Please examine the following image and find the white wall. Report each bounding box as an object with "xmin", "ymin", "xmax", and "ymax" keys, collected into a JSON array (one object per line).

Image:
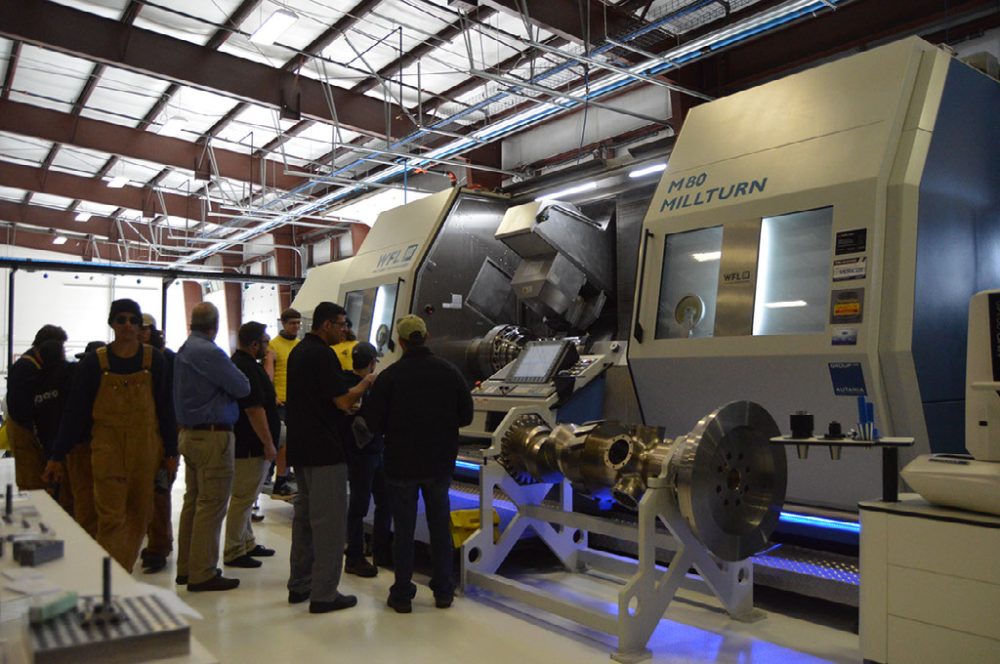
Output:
[
  {"xmin": 501, "ymin": 85, "xmax": 671, "ymax": 169},
  {"xmin": 242, "ymin": 282, "xmax": 282, "ymax": 340}
]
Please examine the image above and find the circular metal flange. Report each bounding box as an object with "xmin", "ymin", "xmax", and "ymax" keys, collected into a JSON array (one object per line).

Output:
[
  {"xmin": 498, "ymin": 413, "xmax": 554, "ymax": 484},
  {"xmin": 672, "ymin": 401, "xmax": 786, "ymax": 561}
]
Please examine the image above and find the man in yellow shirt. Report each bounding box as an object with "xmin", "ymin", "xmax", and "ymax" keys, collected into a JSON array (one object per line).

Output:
[
  {"xmin": 267, "ymin": 308, "xmax": 301, "ymax": 498},
  {"xmin": 330, "ymin": 318, "xmax": 358, "ymax": 369}
]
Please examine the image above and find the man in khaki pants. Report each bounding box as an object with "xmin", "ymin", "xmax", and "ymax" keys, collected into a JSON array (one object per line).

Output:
[
  {"xmin": 173, "ymin": 303, "xmax": 249, "ymax": 592},
  {"xmin": 223, "ymin": 322, "xmax": 278, "ymax": 569}
]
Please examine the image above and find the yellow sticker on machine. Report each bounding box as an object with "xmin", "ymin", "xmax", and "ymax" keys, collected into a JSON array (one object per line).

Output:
[{"xmin": 834, "ymin": 301, "xmax": 860, "ymax": 317}]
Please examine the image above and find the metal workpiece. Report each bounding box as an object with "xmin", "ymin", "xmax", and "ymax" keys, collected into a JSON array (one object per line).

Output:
[
  {"xmin": 672, "ymin": 401, "xmax": 785, "ymax": 561},
  {"xmin": 465, "ymin": 324, "xmax": 537, "ymax": 381},
  {"xmin": 497, "ymin": 400, "xmax": 787, "ymax": 561}
]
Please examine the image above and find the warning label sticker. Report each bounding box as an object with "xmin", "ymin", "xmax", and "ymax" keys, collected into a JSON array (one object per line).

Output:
[{"xmin": 830, "ymin": 288, "xmax": 864, "ymax": 325}]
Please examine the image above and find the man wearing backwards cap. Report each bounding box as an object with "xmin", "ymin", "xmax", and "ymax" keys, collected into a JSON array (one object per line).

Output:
[
  {"xmin": 45, "ymin": 299, "xmax": 178, "ymax": 572},
  {"xmin": 366, "ymin": 314, "xmax": 474, "ymax": 613}
]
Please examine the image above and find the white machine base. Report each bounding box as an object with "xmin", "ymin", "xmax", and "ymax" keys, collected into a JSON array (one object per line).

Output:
[
  {"xmin": 900, "ymin": 454, "xmax": 1000, "ymax": 516},
  {"xmin": 859, "ymin": 495, "xmax": 1000, "ymax": 663}
]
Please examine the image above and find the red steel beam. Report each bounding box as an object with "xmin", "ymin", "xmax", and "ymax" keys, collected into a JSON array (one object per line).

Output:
[
  {"xmin": 0, "ymin": 162, "xmax": 218, "ymax": 221},
  {"xmin": 0, "ymin": 0, "xmax": 417, "ymax": 140},
  {"xmin": 0, "ymin": 200, "xmax": 191, "ymax": 248},
  {"xmin": 0, "ymin": 99, "xmax": 309, "ymax": 191}
]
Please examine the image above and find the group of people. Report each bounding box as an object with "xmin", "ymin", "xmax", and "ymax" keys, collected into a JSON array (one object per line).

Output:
[{"xmin": 5, "ymin": 295, "xmax": 474, "ymax": 614}]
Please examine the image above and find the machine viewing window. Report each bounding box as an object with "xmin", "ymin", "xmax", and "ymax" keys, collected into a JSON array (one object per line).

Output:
[
  {"xmin": 752, "ymin": 207, "xmax": 834, "ymax": 336},
  {"xmin": 507, "ymin": 340, "xmax": 574, "ymax": 383},
  {"xmin": 655, "ymin": 226, "xmax": 723, "ymax": 339},
  {"xmin": 344, "ymin": 282, "xmax": 399, "ymax": 353},
  {"xmin": 370, "ymin": 282, "xmax": 398, "ymax": 351}
]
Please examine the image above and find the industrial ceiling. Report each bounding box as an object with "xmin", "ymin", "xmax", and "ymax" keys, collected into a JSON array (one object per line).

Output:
[{"xmin": 0, "ymin": 0, "xmax": 995, "ymax": 270}]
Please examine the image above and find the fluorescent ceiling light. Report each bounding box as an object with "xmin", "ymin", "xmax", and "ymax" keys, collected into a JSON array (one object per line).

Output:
[
  {"xmin": 692, "ymin": 251, "xmax": 721, "ymax": 262},
  {"xmin": 52, "ymin": 235, "xmax": 68, "ymax": 245},
  {"xmin": 249, "ymin": 8, "xmax": 297, "ymax": 45},
  {"xmin": 106, "ymin": 176, "xmax": 129, "ymax": 188},
  {"xmin": 157, "ymin": 115, "xmax": 188, "ymax": 137},
  {"xmin": 765, "ymin": 300, "xmax": 807, "ymax": 309},
  {"xmin": 74, "ymin": 212, "xmax": 92, "ymax": 222},
  {"xmin": 535, "ymin": 181, "xmax": 597, "ymax": 202},
  {"xmin": 629, "ymin": 163, "xmax": 667, "ymax": 178}
]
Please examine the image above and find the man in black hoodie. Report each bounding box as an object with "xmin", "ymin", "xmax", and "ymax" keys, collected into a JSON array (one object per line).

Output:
[{"xmin": 366, "ymin": 315, "xmax": 473, "ymax": 614}]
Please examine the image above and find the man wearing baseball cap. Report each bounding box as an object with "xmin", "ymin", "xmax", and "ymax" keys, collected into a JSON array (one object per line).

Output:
[
  {"xmin": 342, "ymin": 341, "xmax": 391, "ymax": 578},
  {"xmin": 366, "ymin": 314, "xmax": 473, "ymax": 613}
]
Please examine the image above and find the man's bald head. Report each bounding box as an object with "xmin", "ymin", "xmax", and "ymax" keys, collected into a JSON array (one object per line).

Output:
[{"xmin": 190, "ymin": 302, "xmax": 220, "ymax": 335}]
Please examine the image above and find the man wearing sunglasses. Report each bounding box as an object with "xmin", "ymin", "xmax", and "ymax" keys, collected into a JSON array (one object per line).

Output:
[{"xmin": 44, "ymin": 299, "xmax": 178, "ymax": 573}]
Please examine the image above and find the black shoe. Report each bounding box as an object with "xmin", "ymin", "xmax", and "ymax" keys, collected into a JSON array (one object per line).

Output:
[
  {"xmin": 188, "ymin": 573, "xmax": 240, "ymax": 592},
  {"xmin": 142, "ymin": 554, "xmax": 167, "ymax": 574},
  {"xmin": 288, "ymin": 590, "xmax": 310, "ymax": 604},
  {"xmin": 435, "ymin": 595, "xmax": 454, "ymax": 609},
  {"xmin": 309, "ymin": 595, "xmax": 357, "ymax": 614},
  {"xmin": 175, "ymin": 567, "xmax": 219, "ymax": 586},
  {"xmin": 224, "ymin": 554, "xmax": 262, "ymax": 568},
  {"xmin": 248, "ymin": 545, "xmax": 275, "ymax": 557},
  {"xmin": 271, "ymin": 481, "xmax": 296, "ymax": 501},
  {"xmin": 373, "ymin": 555, "xmax": 393, "ymax": 569},
  {"xmin": 251, "ymin": 513, "xmax": 265, "ymax": 523},
  {"xmin": 386, "ymin": 596, "xmax": 412, "ymax": 614},
  {"xmin": 344, "ymin": 559, "xmax": 378, "ymax": 578}
]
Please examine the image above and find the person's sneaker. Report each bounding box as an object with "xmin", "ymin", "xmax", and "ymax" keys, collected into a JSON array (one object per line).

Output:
[
  {"xmin": 434, "ymin": 595, "xmax": 454, "ymax": 609},
  {"xmin": 309, "ymin": 595, "xmax": 357, "ymax": 614},
  {"xmin": 288, "ymin": 590, "xmax": 310, "ymax": 604},
  {"xmin": 386, "ymin": 596, "xmax": 412, "ymax": 614},
  {"xmin": 251, "ymin": 512, "xmax": 265, "ymax": 523},
  {"xmin": 188, "ymin": 573, "xmax": 240, "ymax": 592},
  {"xmin": 224, "ymin": 554, "xmax": 262, "ymax": 568},
  {"xmin": 175, "ymin": 575, "xmax": 187, "ymax": 585},
  {"xmin": 247, "ymin": 545, "xmax": 275, "ymax": 557},
  {"xmin": 344, "ymin": 559, "xmax": 378, "ymax": 578},
  {"xmin": 285, "ymin": 470, "xmax": 297, "ymax": 483},
  {"xmin": 271, "ymin": 480, "xmax": 296, "ymax": 501}
]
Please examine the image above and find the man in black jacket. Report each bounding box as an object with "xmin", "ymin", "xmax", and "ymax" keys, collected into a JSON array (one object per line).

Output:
[{"xmin": 366, "ymin": 314, "xmax": 474, "ymax": 613}]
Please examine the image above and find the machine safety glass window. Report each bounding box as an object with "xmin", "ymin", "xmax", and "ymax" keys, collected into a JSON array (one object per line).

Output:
[
  {"xmin": 370, "ymin": 283, "xmax": 398, "ymax": 352},
  {"xmin": 752, "ymin": 207, "xmax": 834, "ymax": 336},
  {"xmin": 655, "ymin": 226, "xmax": 723, "ymax": 339}
]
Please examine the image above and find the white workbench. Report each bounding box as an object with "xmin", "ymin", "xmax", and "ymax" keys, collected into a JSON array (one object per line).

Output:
[
  {"xmin": 0, "ymin": 484, "xmax": 216, "ymax": 663},
  {"xmin": 859, "ymin": 494, "xmax": 1000, "ymax": 663}
]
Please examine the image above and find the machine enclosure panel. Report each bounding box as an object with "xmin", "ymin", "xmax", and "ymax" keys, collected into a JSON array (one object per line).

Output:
[{"xmin": 630, "ymin": 37, "xmax": 999, "ymax": 508}]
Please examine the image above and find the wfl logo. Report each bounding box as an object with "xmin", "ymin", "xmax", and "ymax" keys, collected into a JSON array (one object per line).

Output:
[{"xmin": 375, "ymin": 244, "xmax": 418, "ymax": 271}]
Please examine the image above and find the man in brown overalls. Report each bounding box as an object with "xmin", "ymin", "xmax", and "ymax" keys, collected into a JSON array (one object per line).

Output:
[{"xmin": 45, "ymin": 299, "xmax": 178, "ymax": 572}]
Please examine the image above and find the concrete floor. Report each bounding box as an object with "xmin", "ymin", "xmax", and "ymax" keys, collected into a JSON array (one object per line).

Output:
[{"xmin": 131, "ymin": 471, "xmax": 861, "ymax": 664}]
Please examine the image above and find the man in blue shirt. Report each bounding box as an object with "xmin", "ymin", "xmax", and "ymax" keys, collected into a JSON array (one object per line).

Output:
[{"xmin": 173, "ymin": 302, "xmax": 250, "ymax": 592}]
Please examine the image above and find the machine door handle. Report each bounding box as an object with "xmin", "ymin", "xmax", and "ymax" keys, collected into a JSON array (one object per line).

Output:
[{"xmin": 633, "ymin": 229, "xmax": 653, "ymax": 343}]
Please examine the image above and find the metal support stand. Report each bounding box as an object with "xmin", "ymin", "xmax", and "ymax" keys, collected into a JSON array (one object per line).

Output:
[{"xmin": 462, "ymin": 407, "xmax": 762, "ymax": 663}]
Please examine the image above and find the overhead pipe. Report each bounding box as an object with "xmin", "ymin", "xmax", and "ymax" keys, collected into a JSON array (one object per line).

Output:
[{"xmin": 177, "ymin": 0, "xmax": 843, "ymax": 264}]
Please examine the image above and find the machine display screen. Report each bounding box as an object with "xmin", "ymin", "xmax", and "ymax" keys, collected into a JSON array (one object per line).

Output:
[{"xmin": 507, "ymin": 340, "xmax": 572, "ymax": 383}]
